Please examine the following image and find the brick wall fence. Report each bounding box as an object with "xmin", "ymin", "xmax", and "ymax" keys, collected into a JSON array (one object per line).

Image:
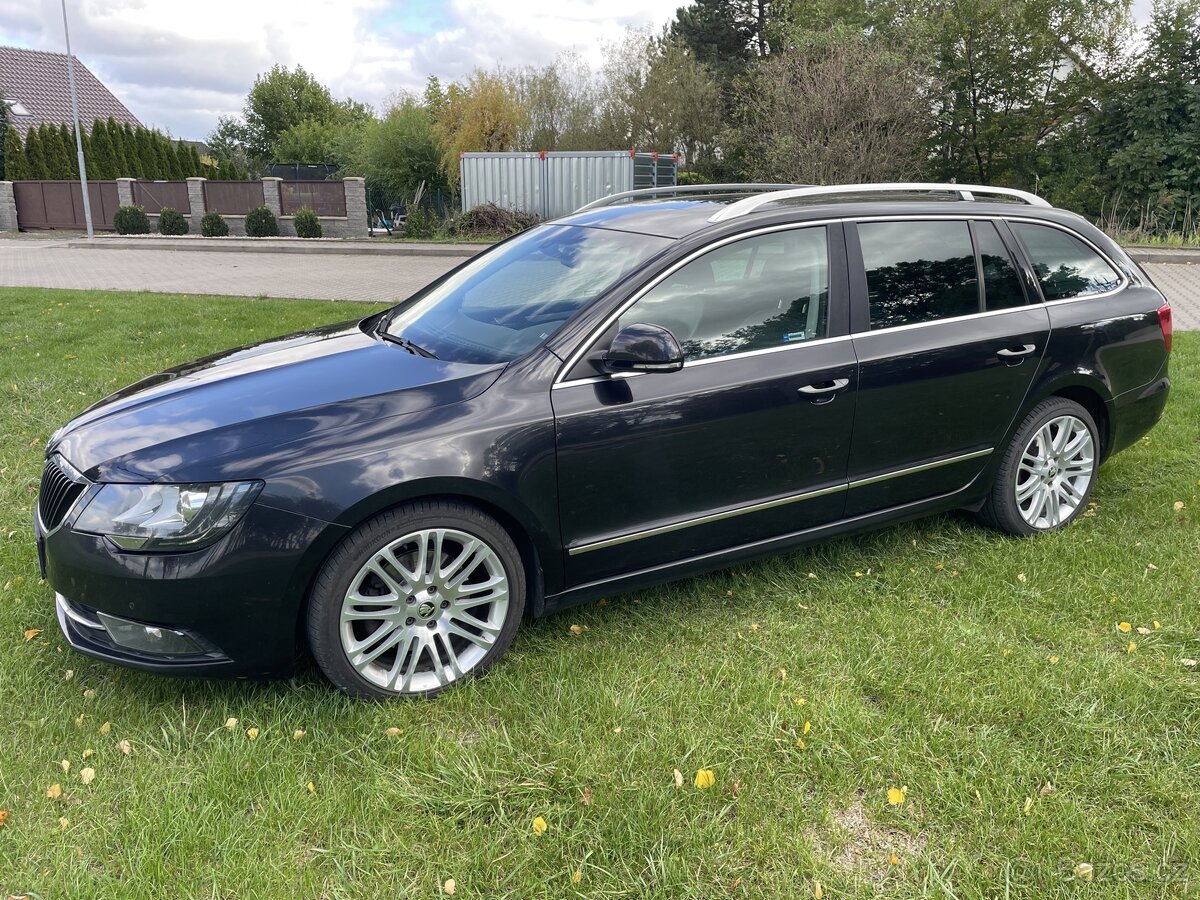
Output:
[{"xmin": 0, "ymin": 176, "xmax": 367, "ymax": 237}]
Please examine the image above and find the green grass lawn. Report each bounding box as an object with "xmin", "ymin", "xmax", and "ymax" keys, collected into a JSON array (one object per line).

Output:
[{"xmin": 0, "ymin": 286, "xmax": 1197, "ymax": 899}]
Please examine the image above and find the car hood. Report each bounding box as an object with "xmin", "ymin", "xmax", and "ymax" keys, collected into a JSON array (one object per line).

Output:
[{"xmin": 49, "ymin": 318, "xmax": 504, "ymax": 480}]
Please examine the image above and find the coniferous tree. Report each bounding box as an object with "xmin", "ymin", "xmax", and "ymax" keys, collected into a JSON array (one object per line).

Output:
[
  {"xmin": 23, "ymin": 126, "xmax": 48, "ymax": 179},
  {"xmin": 189, "ymin": 145, "xmax": 204, "ymax": 177},
  {"xmin": 87, "ymin": 119, "xmax": 112, "ymax": 179},
  {"xmin": 3, "ymin": 126, "xmax": 26, "ymax": 181},
  {"xmin": 173, "ymin": 140, "xmax": 190, "ymax": 179},
  {"xmin": 153, "ymin": 134, "xmax": 174, "ymax": 179},
  {"xmin": 135, "ymin": 128, "xmax": 158, "ymax": 178},
  {"xmin": 104, "ymin": 117, "xmax": 130, "ymax": 176},
  {"xmin": 0, "ymin": 96, "xmax": 8, "ymax": 181},
  {"xmin": 120, "ymin": 122, "xmax": 138, "ymax": 176},
  {"xmin": 42, "ymin": 124, "xmax": 71, "ymax": 178},
  {"xmin": 59, "ymin": 123, "xmax": 79, "ymax": 177}
]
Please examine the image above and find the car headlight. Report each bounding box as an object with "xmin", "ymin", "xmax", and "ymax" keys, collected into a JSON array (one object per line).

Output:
[{"xmin": 73, "ymin": 481, "xmax": 262, "ymax": 551}]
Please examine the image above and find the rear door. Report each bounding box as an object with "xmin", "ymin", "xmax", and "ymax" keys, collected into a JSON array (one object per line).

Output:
[{"xmin": 844, "ymin": 217, "xmax": 1051, "ymax": 516}]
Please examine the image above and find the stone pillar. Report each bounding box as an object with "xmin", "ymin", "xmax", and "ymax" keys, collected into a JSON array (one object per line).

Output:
[
  {"xmin": 343, "ymin": 176, "xmax": 368, "ymax": 238},
  {"xmin": 186, "ymin": 177, "xmax": 207, "ymax": 220},
  {"xmin": 261, "ymin": 177, "xmax": 283, "ymax": 217},
  {"xmin": 0, "ymin": 182, "xmax": 17, "ymax": 232},
  {"xmin": 115, "ymin": 177, "xmax": 135, "ymax": 207}
]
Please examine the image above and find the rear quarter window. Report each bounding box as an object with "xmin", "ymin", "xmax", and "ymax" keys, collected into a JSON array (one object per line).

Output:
[{"xmin": 1010, "ymin": 223, "xmax": 1121, "ymax": 301}]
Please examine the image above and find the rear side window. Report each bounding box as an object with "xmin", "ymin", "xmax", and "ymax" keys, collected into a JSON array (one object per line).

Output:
[
  {"xmin": 974, "ymin": 221, "xmax": 1026, "ymax": 310},
  {"xmin": 859, "ymin": 221, "xmax": 979, "ymax": 329},
  {"xmin": 1010, "ymin": 223, "xmax": 1121, "ymax": 301}
]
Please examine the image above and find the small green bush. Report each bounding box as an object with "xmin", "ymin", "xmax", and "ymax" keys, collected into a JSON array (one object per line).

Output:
[
  {"xmin": 293, "ymin": 206, "xmax": 322, "ymax": 239},
  {"xmin": 157, "ymin": 207, "xmax": 189, "ymax": 236},
  {"xmin": 113, "ymin": 205, "xmax": 150, "ymax": 235},
  {"xmin": 404, "ymin": 206, "xmax": 438, "ymax": 239},
  {"xmin": 245, "ymin": 205, "xmax": 279, "ymax": 238},
  {"xmin": 200, "ymin": 211, "xmax": 229, "ymax": 237}
]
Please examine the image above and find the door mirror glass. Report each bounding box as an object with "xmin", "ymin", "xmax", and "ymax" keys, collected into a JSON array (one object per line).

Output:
[{"xmin": 598, "ymin": 324, "xmax": 684, "ymax": 374}]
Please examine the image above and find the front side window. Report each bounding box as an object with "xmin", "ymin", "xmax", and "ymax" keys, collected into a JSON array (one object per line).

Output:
[
  {"xmin": 384, "ymin": 225, "xmax": 673, "ymax": 364},
  {"xmin": 1010, "ymin": 223, "xmax": 1121, "ymax": 301},
  {"xmin": 618, "ymin": 227, "xmax": 829, "ymax": 361},
  {"xmin": 859, "ymin": 220, "xmax": 979, "ymax": 329}
]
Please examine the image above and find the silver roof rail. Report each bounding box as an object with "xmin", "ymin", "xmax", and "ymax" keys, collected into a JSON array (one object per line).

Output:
[
  {"xmin": 707, "ymin": 182, "xmax": 1053, "ymax": 223},
  {"xmin": 576, "ymin": 184, "xmax": 802, "ymax": 213}
]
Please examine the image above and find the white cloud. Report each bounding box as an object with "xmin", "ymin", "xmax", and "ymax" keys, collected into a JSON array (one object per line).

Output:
[{"xmin": 0, "ymin": 0, "xmax": 682, "ymax": 139}]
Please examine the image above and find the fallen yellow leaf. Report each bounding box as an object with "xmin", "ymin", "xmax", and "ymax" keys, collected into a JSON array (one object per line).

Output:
[
  {"xmin": 1075, "ymin": 862, "xmax": 1094, "ymax": 881},
  {"xmin": 117, "ymin": 739, "xmax": 132, "ymax": 755},
  {"xmin": 1118, "ymin": 622, "xmax": 1132, "ymax": 633},
  {"xmin": 694, "ymin": 769, "xmax": 716, "ymax": 790},
  {"xmin": 1136, "ymin": 626, "xmax": 1150, "ymax": 635},
  {"xmin": 99, "ymin": 720, "xmax": 111, "ymax": 735},
  {"xmin": 1154, "ymin": 621, "xmax": 1162, "ymax": 630},
  {"xmin": 443, "ymin": 878, "xmax": 456, "ymax": 895},
  {"xmin": 778, "ymin": 667, "xmax": 787, "ymax": 681},
  {"xmin": 82, "ymin": 748, "xmax": 93, "ymax": 759},
  {"xmin": 887, "ymin": 786, "xmax": 907, "ymax": 806},
  {"xmin": 532, "ymin": 816, "xmax": 548, "ymax": 835},
  {"xmin": 224, "ymin": 717, "xmax": 238, "ymax": 730},
  {"xmin": 58, "ymin": 816, "xmax": 69, "ymax": 832},
  {"xmin": 64, "ymin": 669, "xmax": 74, "ymax": 681},
  {"xmin": 1173, "ymin": 500, "xmax": 1184, "ymax": 512},
  {"xmin": 80, "ymin": 767, "xmax": 95, "ymax": 785},
  {"xmin": 794, "ymin": 697, "xmax": 807, "ymax": 706},
  {"xmin": 0, "ymin": 809, "xmax": 8, "ymax": 828},
  {"xmin": 82, "ymin": 689, "xmax": 95, "ymax": 700},
  {"xmin": 795, "ymin": 738, "xmax": 806, "ymax": 750},
  {"xmin": 385, "ymin": 727, "xmax": 402, "ymax": 737},
  {"xmin": 1182, "ymin": 658, "xmax": 1198, "ymax": 667},
  {"xmin": 673, "ymin": 769, "xmax": 684, "ymax": 789},
  {"xmin": 1002, "ymin": 648, "xmax": 1013, "ymax": 657},
  {"xmin": 1127, "ymin": 642, "xmax": 1138, "ymax": 654},
  {"xmin": 307, "ymin": 782, "xmax": 316, "ymax": 795},
  {"xmin": 569, "ymin": 623, "xmax": 586, "ymax": 635},
  {"xmin": 1023, "ymin": 796, "xmax": 1034, "ymax": 816},
  {"xmin": 814, "ymin": 880, "xmax": 823, "ymax": 899},
  {"xmin": 46, "ymin": 783, "xmax": 62, "ymax": 800},
  {"xmin": 580, "ymin": 787, "xmax": 593, "ymax": 806},
  {"xmin": 60, "ymin": 759, "xmax": 70, "ymax": 774},
  {"xmin": 803, "ymin": 720, "xmax": 812, "ymax": 735},
  {"xmin": 572, "ymin": 870, "xmax": 583, "ymax": 884},
  {"xmin": 246, "ymin": 727, "xmax": 260, "ymax": 740},
  {"xmin": 889, "ymin": 853, "xmax": 900, "ymax": 865},
  {"xmin": 1049, "ymin": 655, "xmax": 1060, "ymax": 665},
  {"xmin": 292, "ymin": 729, "xmax": 306, "ymax": 741},
  {"xmin": 23, "ymin": 628, "xmax": 41, "ymax": 642},
  {"xmin": 1017, "ymin": 573, "xmax": 1027, "ymax": 583}
]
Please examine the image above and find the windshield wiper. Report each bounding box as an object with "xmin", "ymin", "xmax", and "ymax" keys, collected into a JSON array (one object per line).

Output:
[{"xmin": 377, "ymin": 330, "xmax": 437, "ymax": 359}]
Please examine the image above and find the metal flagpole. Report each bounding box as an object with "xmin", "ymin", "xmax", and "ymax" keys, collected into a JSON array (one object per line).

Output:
[{"xmin": 61, "ymin": 0, "xmax": 93, "ymax": 238}]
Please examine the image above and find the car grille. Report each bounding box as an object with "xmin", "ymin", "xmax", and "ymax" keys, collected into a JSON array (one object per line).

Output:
[{"xmin": 39, "ymin": 455, "xmax": 88, "ymax": 531}]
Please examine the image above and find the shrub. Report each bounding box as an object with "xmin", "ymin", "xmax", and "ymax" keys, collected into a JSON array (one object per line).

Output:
[
  {"xmin": 448, "ymin": 202, "xmax": 538, "ymax": 238},
  {"xmin": 245, "ymin": 205, "xmax": 279, "ymax": 238},
  {"xmin": 293, "ymin": 206, "xmax": 322, "ymax": 239},
  {"xmin": 403, "ymin": 206, "xmax": 438, "ymax": 239},
  {"xmin": 200, "ymin": 211, "xmax": 229, "ymax": 237},
  {"xmin": 113, "ymin": 204, "xmax": 150, "ymax": 235},
  {"xmin": 157, "ymin": 207, "xmax": 189, "ymax": 236}
]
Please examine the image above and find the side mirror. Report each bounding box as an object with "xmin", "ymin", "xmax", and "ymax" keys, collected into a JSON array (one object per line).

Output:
[{"xmin": 597, "ymin": 323, "xmax": 684, "ymax": 374}]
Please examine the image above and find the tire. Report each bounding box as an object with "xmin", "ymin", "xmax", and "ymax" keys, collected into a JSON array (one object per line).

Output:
[
  {"xmin": 979, "ymin": 397, "xmax": 1099, "ymax": 536},
  {"xmin": 306, "ymin": 500, "xmax": 526, "ymax": 699}
]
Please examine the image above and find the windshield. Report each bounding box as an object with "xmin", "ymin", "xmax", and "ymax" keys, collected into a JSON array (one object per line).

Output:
[{"xmin": 383, "ymin": 225, "xmax": 674, "ymax": 364}]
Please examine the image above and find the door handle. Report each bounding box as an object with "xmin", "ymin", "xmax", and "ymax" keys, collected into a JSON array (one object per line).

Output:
[
  {"xmin": 797, "ymin": 378, "xmax": 850, "ymax": 396},
  {"xmin": 996, "ymin": 344, "xmax": 1037, "ymax": 359}
]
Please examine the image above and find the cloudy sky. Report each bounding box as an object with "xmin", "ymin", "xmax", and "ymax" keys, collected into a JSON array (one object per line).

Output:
[
  {"xmin": 0, "ymin": 0, "xmax": 1155, "ymax": 142},
  {"xmin": 0, "ymin": 0, "xmax": 684, "ymax": 139}
]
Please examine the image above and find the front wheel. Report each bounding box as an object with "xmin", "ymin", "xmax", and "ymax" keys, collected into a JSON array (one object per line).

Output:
[
  {"xmin": 307, "ymin": 501, "xmax": 526, "ymax": 699},
  {"xmin": 979, "ymin": 397, "xmax": 1099, "ymax": 536}
]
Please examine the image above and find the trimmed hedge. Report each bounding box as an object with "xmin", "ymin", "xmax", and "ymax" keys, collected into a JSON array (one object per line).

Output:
[
  {"xmin": 200, "ymin": 211, "xmax": 229, "ymax": 237},
  {"xmin": 157, "ymin": 207, "xmax": 189, "ymax": 236},
  {"xmin": 113, "ymin": 205, "xmax": 150, "ymax": 235},
  {"xmin": 245, "ymin": 205, "xmax": 279, "ymax": 238},
  {"xmin": 293, "ymin": 206, "xmax": 322, "ymax": 239}
]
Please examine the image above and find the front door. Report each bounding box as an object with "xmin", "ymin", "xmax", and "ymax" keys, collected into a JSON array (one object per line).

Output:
[
  {"xmin": 844, "ymin": 218, "xmax": 1050, "ymax": 515},
  {"xmin": 553, "ymin": 224, "xmax": 858, "ymax": 587}
]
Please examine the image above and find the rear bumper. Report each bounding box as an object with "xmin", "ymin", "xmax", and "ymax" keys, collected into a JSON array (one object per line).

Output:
[
  {"xmin": 41, "ymin": 502, "xmax": 339, "ymax": 678},
  {"xmin": 1110, "ymin": 371, "xmax": 1170, "ymax": 457}
]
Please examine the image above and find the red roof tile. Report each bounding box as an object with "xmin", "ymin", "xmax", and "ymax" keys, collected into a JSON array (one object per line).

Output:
[{"xmin": 0, "ymin": 45, "xmax": 142, "ymax": 139}]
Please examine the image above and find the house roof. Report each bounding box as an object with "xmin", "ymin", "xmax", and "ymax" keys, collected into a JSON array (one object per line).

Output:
[{"xmin": 0, "ymin": 45, "xmax": 142, "ymax": 140}]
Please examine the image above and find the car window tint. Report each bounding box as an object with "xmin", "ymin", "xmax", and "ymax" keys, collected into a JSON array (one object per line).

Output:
[
  {"xmin": 618, "ymin": 227, "xmax": 829, "ymax": 362},
  {"xmin": 859, "ymin": 221, "xmax": 979, "ymax": 329},
  {"xmin": 975, "ymin": 221, "xmax": 1026, "ymax": 310},
  {"xmin": 1010, "ymin": 223, "xmax": 1121, "ymax": 301}
]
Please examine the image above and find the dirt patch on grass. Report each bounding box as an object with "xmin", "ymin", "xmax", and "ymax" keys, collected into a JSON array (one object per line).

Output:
[{"xmin": 816, "ymin": 789, "xmax": 926, "ymax": 881}]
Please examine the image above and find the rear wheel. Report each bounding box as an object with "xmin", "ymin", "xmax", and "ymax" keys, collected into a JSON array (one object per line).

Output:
[
  {"xmin": 307, "ymin": 501, "xmax": 525, "ymax": 699},
  {"xmin": 979, "ymin": 397, "xmax": 1098, "ymax": 536}
]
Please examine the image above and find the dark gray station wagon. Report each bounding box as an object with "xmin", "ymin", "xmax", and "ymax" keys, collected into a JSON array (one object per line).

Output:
[{"xmin": 38, "ymin": 183, "xmax": 1172, "ymax": 698}]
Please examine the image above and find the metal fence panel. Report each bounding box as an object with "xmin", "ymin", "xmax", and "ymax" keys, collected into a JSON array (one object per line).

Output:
[
  {"xmin": 280, "ymin": 181, "xmax": 346, "ymax": 217},
  {"xmin": 132, "ymin": 181, "xmax": 190, "ymax": 214},
  {"xmin": 203, "ymin": 180, "xmax": 265, "ymax": 216},
  {"xmin": 460, "ymin": 153, "xmax": 544, "ymax": 216},
  {"xmin": 13, "ymin": 180, "xmax": 118, "ymax": 230}
]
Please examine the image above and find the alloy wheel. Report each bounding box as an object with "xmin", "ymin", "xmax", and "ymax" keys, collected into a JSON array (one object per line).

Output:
[
  {"xmin": 339, "ymin": 528, "xmax": 509, "ymax": 694},
  {"xmin": 1013, "ymin": 414, "xmax": 1095, "ymax": 529}
]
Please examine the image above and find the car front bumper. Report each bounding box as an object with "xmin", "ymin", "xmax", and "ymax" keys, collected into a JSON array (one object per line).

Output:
[{"xmin": 39, "ymin": 501, "xmax": 341, "ymax": 678}]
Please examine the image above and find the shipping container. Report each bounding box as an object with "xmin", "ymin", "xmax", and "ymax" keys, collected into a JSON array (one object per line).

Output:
[{"xmin": 460, "ymin": 151, "xmax": 677, "ymax": 219}]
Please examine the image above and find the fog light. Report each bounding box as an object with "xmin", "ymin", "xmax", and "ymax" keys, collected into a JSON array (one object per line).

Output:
[{"xmin": 96, "ymin": 612, "xmax": 204, "ymax": 655}]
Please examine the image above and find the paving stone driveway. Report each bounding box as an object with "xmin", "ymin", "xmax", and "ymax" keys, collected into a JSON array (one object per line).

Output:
[{"xmin": 0, "ymin": 239, "xmax": 1197, "ymax": 327}]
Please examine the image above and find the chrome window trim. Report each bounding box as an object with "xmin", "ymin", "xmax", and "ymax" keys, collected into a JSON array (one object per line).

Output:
[
  {"xmin": 850, "ymin": 302, "xmax": 1045, "ymax": 340},
  {"xmin": 567, "ymin": 447, "xmax": 993, "ymax": 555},
  {"xmin": 554, "ymin": 219, "xmax": 840, "ymax": 386}
]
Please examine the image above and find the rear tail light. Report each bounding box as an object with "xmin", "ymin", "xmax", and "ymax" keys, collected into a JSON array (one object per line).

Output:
[{"xmin": 1157, "ymin": 304, "xmax": 1172, "ymax": 354}]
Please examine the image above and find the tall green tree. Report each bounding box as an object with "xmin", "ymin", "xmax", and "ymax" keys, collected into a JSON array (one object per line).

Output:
[
  {"xmin": 87, "ymin": 119, "xmax": 113, "ymax": 179},
  {"xmin": 105, "ymin": 117, "xmax": 130, "ymax": 176},
  {"xmin": 134, "ymin": 128, "xmax": 158, "ymax": 179},
  {"xmin": 59, "ymin": 123, "xmax": 79, "ymax": 177},
  {"xmin": 343, "ymin": 99, "xmax": 447, "ymax": 198},
  {"xmin": 2, "ymin": 127, "xmax": 24, "ymax": 181},
  {"xmin": 670, "ymin": 0, "xmax": 779, "ymax": 85},
  {"xmin": 0, "ymin": 95, "xmax": 8, "ymax": 181},
  {"xmin": 241, "ymin": 65, "xmax": 339, "ymax": 162},
  {"xmin": 23, "ymin": 126, "xmax": 48, "ymax": 179}
]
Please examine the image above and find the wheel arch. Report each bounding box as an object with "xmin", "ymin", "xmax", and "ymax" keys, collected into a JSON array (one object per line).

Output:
[{"xmin": 1024, "ymin": 372, "xmax": 1114, "ymax": 462}]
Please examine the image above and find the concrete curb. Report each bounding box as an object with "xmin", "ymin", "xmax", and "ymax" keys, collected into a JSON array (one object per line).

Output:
[
  {"xmin": 1127, "ymin": 249, "xmax": 1200, "ymax": 266},
  {"xmin": 59, "ymin": 236, "xmax": 488, "ymax": 258}
]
